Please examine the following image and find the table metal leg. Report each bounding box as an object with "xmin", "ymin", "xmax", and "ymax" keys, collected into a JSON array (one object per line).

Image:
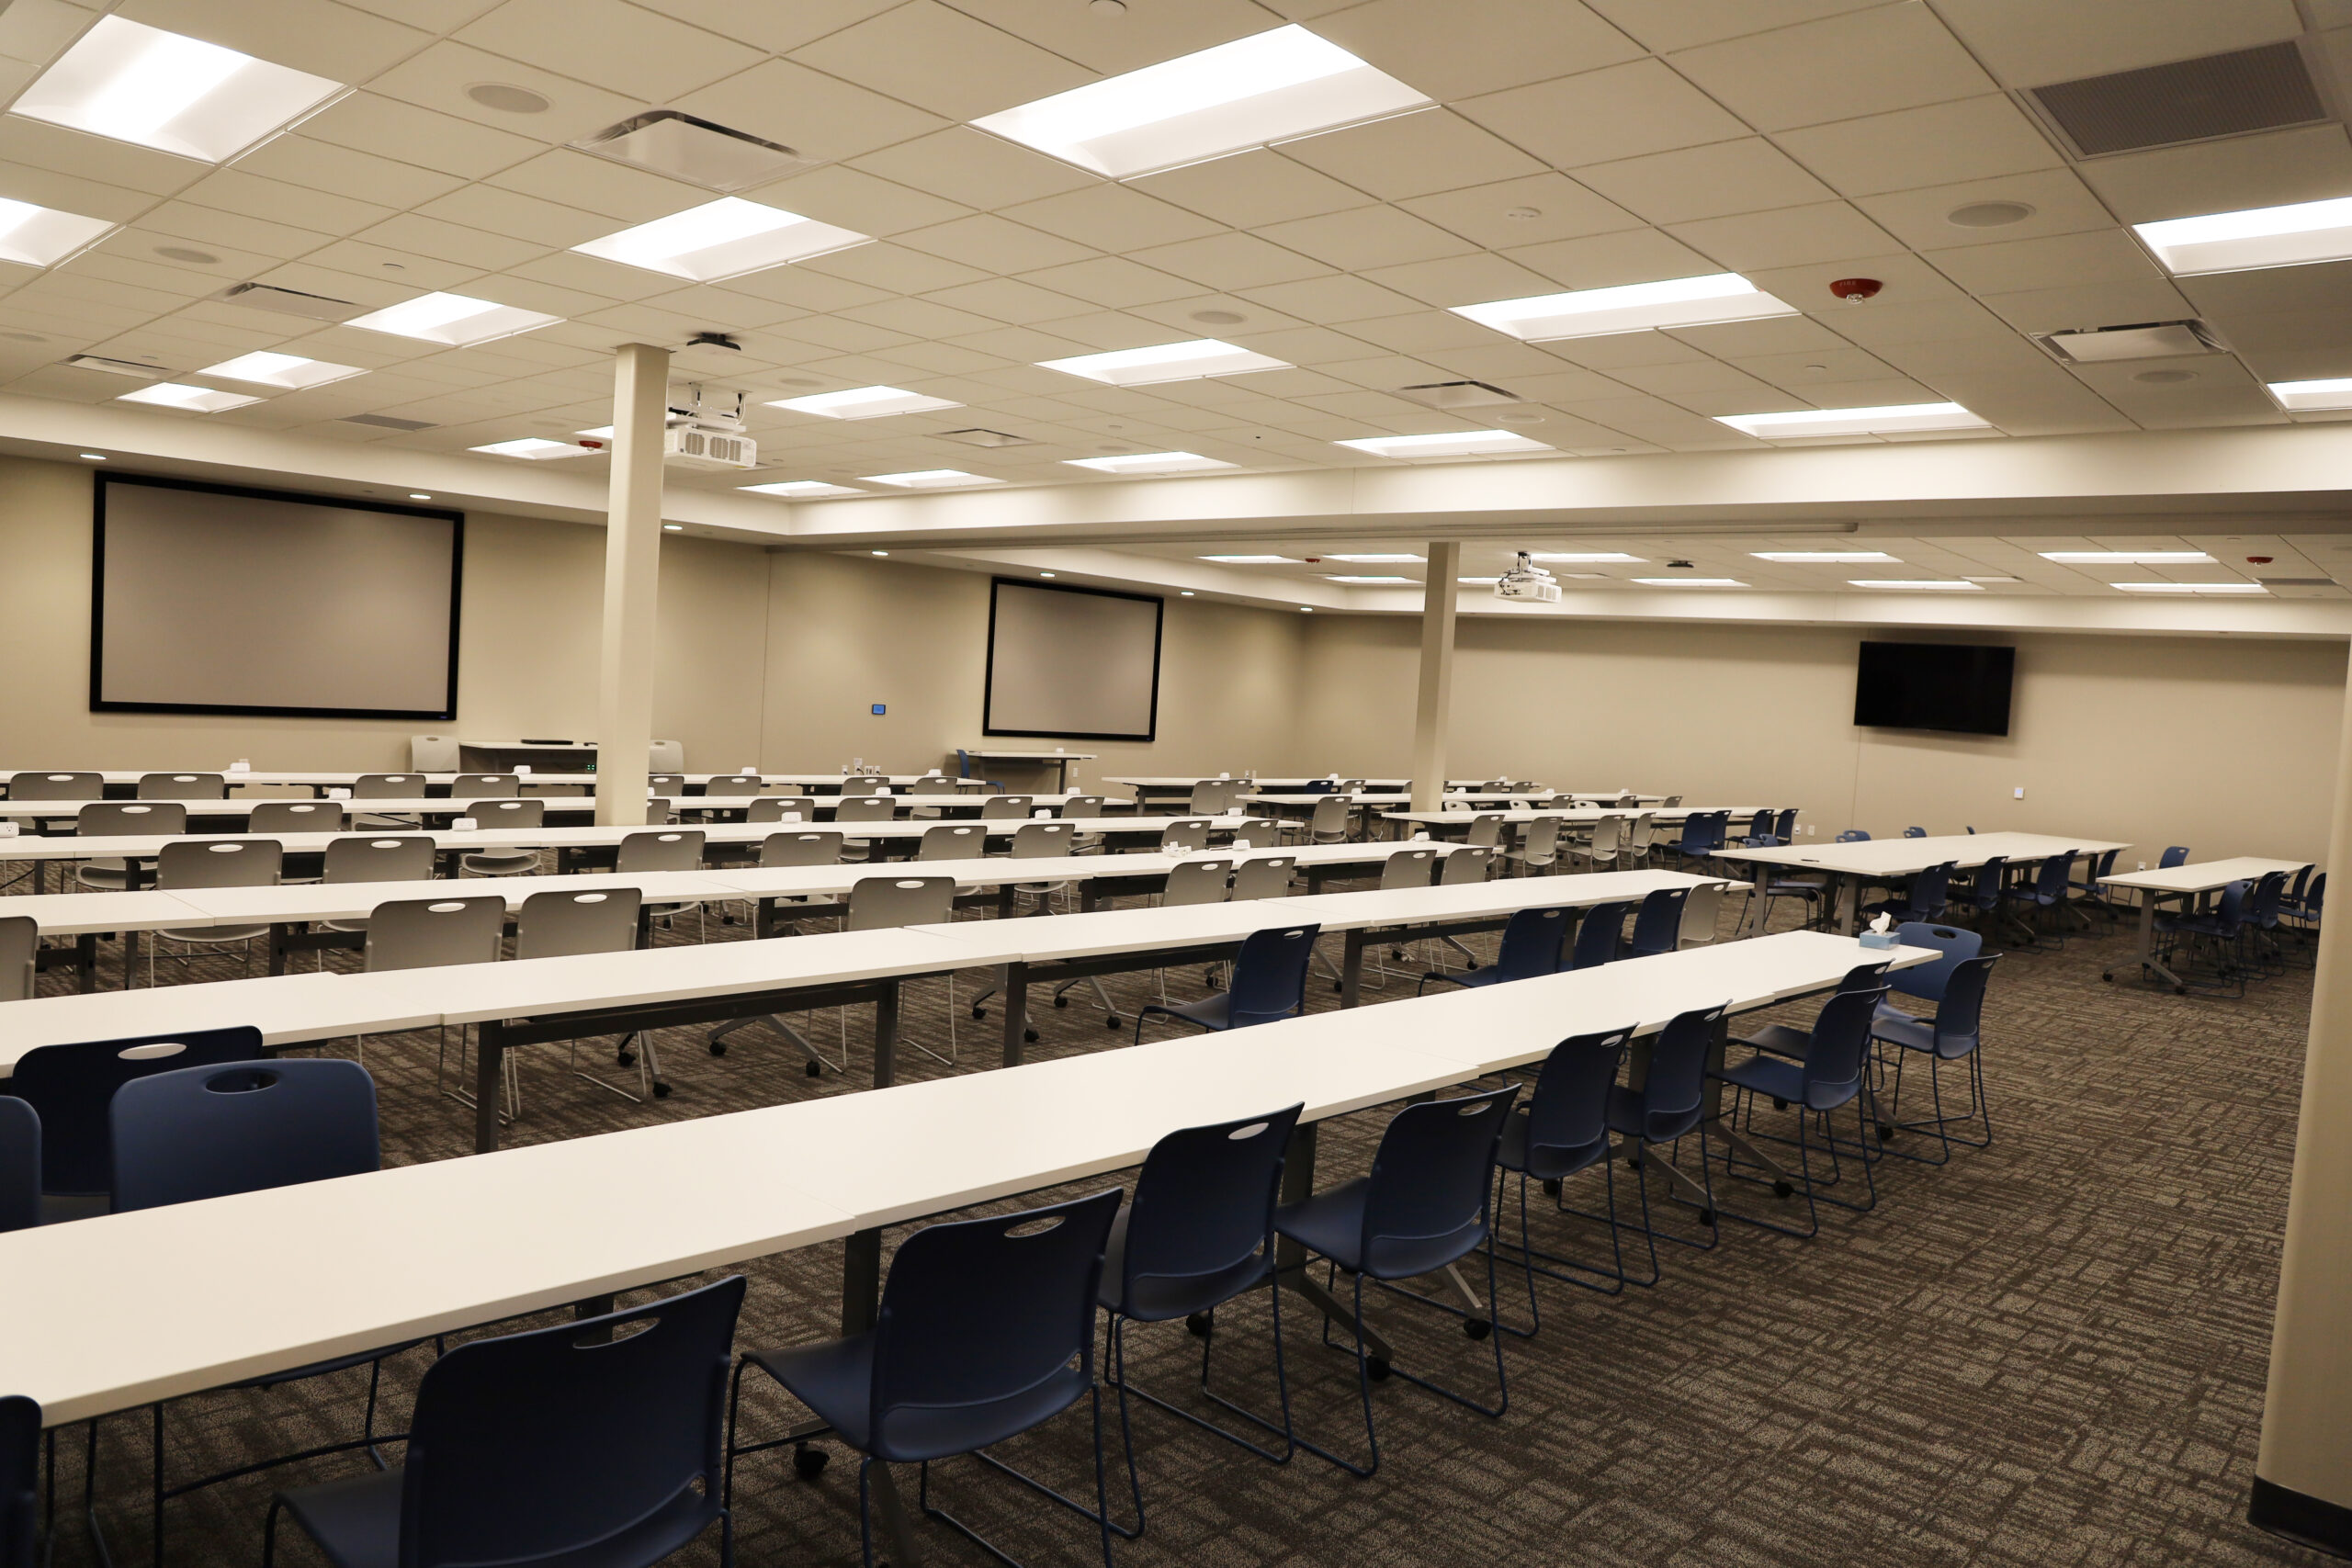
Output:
[
  {"xmin": 75, "ymin": 933, "xmax": 96, "ymax": 993},
  {"xmin": 2112, "ymin": 891, "xmax": 2185, "ymax": 989},
  {"xmin": 1833, "ymin": 874, "xmax": 1858, "ymax": 935},
  {"xmin": 1001, "ymin": 963, "xmax": 1029, "ymax": 1066},
  {"xmin": 839, "ymin": 1227, "xmax": 925, "ymax": 1566},
  {"xmin": 1339, "ymin": 928, "xmax": 1365, "ymax": 1009},
  {"xmin": 872, "ymin": 982, "xmax": 899, "ymax": 1089},
  {"xmin": 473, "ymin": 1026, "xmax": 505, "ymax": 1154}
]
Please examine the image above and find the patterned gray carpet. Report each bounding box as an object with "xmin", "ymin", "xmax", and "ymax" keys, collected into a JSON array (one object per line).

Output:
[{"xmin": 18, "ymin": 880, "xmax": 2324, "ymax": 1568}]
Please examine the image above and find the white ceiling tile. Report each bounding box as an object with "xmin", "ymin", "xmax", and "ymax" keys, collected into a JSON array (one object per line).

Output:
[
  {"xmin": 457, "ymin": 0, "xmax": 764, "ymax": 98},
  {"xmin": 298, "ymin": 92, "xmax": 550, "ymax": 180},
  {"xmin": 366, "ymin": 39, "xmax": 641, "ymax": 146},
  {"xmin": 848, "ymin": 127, "xmax": 1097, "ymax": 209},
  {"xmin": 1000, "ymin": 185, "xmax": 1225, "ymax": 251},
  {"xmin": 1663, "ymin": 313, "xmax": 1852, "ymax": 355},
  {"xmin": 416, "ymin": 186, "xmax": 615, "ymax": 249},
  {"xmin": 921, "ymin": 276, "xmax": 1093, "ymax": 325},
  {"xmin": 628, "ymin": 0, "xmax": 899, "ymax": 54},
  {"xmin": 1309, "ymin": 0, "xmax": 1644, "ymax": 100},
  {"xmin": 116, "ymin": 0, "xmax": 430, "ymax": 81},
  {"xmin": 504, "ymin": 249, "xmax": 684, "ymax": 302},
  {"xmin": 790, "ymin": 1, "xmax": 1095, "ymax": 121},
  {"xmin": 1575, "ymin": 139, "xmax": 1838, "ymax": 224},
  {"xmin": 931, "ymin": 0, "xmax": 1271, "ymax": 73},
  {"xmin": 1250, "ymin": 205, "xmax": 1474, "ymax": 272},
  {"xmin": 1396, "ymin": 173, "xmax": 1643, "ymax": 250},
  {"xmin": 1669, "ymin": 2, "xmax": 1996, "ymax": 131},
  {"xmin": 1816, "ymin": 295, "xmax": 2013, "ymax": 346},
  {"xmin": 0, "ymin": 0, "xmax": 96, "ymax": 67},
  {"xmin": 1924, "ymin": 228, "xmax": 2157, "ymax": 295},
  {"xmin": 1129, "ymin": 151, "xmax": 1371, "ymax": 231},
  {"xmin": 1221, "ymin": 323, "xmax": 1391, "ymax": 366},
  {"xmin": 796, "ymin": 241, "xmax": 992, "ymax": 295},
  {"xmin": 1851, "ymin": 167, "xmax": 2118, "ymax": 251},
  {"xmin": 1543, "ymin": 332, "xmax": 1713, "ymax": 369},
  {"xmin": 1724, "ymin": 344, "xmax": 1905, "ymax": 388},
  {"xmin": 1127, "ymin": 232, "xmax": 1332, "ymax": 291},
  {"xmin": 1740, "ymin": 251, "xmax": 1969, "ymax": 311},
  {"xmin": 1975, "ymin": 277, "xmax": 2198, "ymax": 336},
  {"xmin": 356, "ymin": 211, "xmax": 547, "ymax": 271},
  {"xmin": 680, "ymin": 257, "xmax": 893, "ymax": 312},
  {"xmin": 180, "ymin": 168, "xmax": 398, "ymax": 237},
  {"xmin": 675, "ymin": 59, "xmax": 951, "ymax": 164},
  {"xmin": 1030, "ymin": 310, "xmax": 1191, "ymax": 352},
  {"xmin": 1930, "ymin": 0, "xmax": 2302, "ymax": 85},
  {"xmin": 1665, "ymin": 200, "xmax": 1900, "ymax": 271},
  {"xmin": 0, "ymin": 117, "xmax": 203, "ymax": 197},
  {"xmin": 1501, "ymin": 227, "xmax": 1721, "ymax": 289},
  {"xmin": 1275, "ymin": 109, "xmax": 1547, "ymax": 202},
  {"xmin": 2075, "ymin": 124, "xmax": 2352, "ymax": 225},
  {"xmin": 1013, "ymin": 256, "xmax": 1196, "ymax": 308},
  {"xmin": 0, "ymin": 158, "xmax": 156, "ymax": 223},
  {"xmin": 1454, "ymin": 60, "xmax": 1753, "ymax": 167},
  {"xmin": 1333, "ymin": 311, "xmax": 1504, "ymax": 354},
  {"xmin": 1354, "ymin": 252, "xmax": 1563, "ymax": 307},
  {"xmin": 1236, "ymin": 274, "xmax": 1430, "ymax": 324},
  {"xmin": 834, "ymin": 297, "xmax": 1007, "ymax": 341},
  {"xmin": 751, "ymin": 164, "xmax": 973, "ymax": 238},
  {"xmin": 2177, "ymin": 256, "xmax": 2352, "ymax": 319},
  {"xmin": 1583, "ymin": 0, "xmax": 1891, "ymax": 52},
  {"xmin": 893, "ymin": 215, "xmax": 1095, "ymax": 275},
  {"xmin": 1773, "ymin": 96, "xmax": 2063, "ymax": 197},
  {"xmin": 239, "ymin": 136, "xmax": 471, "ymax": 212}
]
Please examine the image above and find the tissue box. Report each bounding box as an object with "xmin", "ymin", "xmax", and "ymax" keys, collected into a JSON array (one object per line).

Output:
[{"xmin": 1859, "ymin": 930, "xmax": 1896, "ymax": 950}]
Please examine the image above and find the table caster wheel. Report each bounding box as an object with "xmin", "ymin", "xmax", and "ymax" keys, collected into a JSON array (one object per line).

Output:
[
  {"xmin": 793, "ymin": 1444, "xmax": 829, "ymax": 1480},
  {"xmin": 1541, "ymin": 1179, "xmax": 1561, "ymax": 1197},
  {"xmin": 616, "ymin": 1048, "xmax": 636, "ymax": 1067},
  {"xmin": 1366, "ymin": 1355, "xmax": 1392, "ymax": 1382},
  {"xmin": 2176, "ymin": 986, "xmax": 2188, "ymax": 996},
  {"xmin": 1186, "ymin": 1312, "xmax": 1214, "ymax": 1339},
  {"xmin": 2101, "ymin": 971, "xmax": 2113, "ymax": 982},
  {"xmin": 652, "ymin": 1082, "xmax": 673, "ymax": 1099},
  {"xmin": 1771, "ymin": 1097, "xmax": 1787, "ymax": 1111},
  {"xmin": 804, "ymin": 1061, "xmax": 821, "ymax": 1077},
  {"xmin": 1104, "ymin": 1015, "xmax": 1122, "ymax": 1030},
  {"xmin": 710, "ymin": 1042, "xmax": 728, "ymax": 1057},
  {"xmin": 1463, "ymin": 1318, "xmax": 1491, "ymax": 1340},
  {"xmin": 1053, "ymin": 996, "xmax": 1069, "ymax": 1009},
  {"xmin": 1697, "ymin": 1210, "xmax": 1716, "ymax": 1226},
  {"xmin": 1878, "ymin": 1124, "xmax": 1894, "ymax": 1141},
  {"xmin": 1024, "ymin": 1028, "xmax": 1039, "ymax": 1043},
  {"xmin": 1772, "ymin": 1179, "xmax": 1792, "ymax": 1199},
  {"xmin": 970, "ymin": 1004, "xmax": 987, "ymax": 1019},
  {"xmin": 1332, "ymin": 981, "xmax": 1343, "ymax": 992}
]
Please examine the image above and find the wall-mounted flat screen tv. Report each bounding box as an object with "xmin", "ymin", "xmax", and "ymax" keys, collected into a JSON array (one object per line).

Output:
[{"xmin": 1853, "ymin": 641, "xmax": 2014, "ymax": 737}]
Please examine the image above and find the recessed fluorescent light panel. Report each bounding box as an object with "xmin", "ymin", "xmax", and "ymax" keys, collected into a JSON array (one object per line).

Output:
[
  {"xmin": 1335, "ymin": 430, "xmax": 1554, "ymax": 458},
  {"xmin": 1326, "ymin": 553, "xmax": 1424, "ymax": 562},
  {"xmin": 1849, "ymin": 579, "xmax": 1981, "ymax": 591},
  {"xmin": 1037, "ymin": 339, "xmax": 1290, "ymax": 387},
  {"xmin": 1456, "ymin": 576, "xmax": 1498, "ymax": 584},
  {"xmin": 2135, "ymin": 197, "xmax": 2352, "ymax": 276},
  {"xmin": 1716, "ymin": 402, "xmax": 1990, "ymax": 439},
  {"xmin": 970, "ymin": 24, "xmax": 1430, "ymax": 180},
  {"xmin": 1200, "ymin": 555, "xmax": 1295, "ymax": 564},
  {"xmin": 196, "ymin": 351, "xmax": 363, "ymax": 389},
  {"xmin": 1063, "ymin": 451, "xmax": 1238, "ymax": 475},
  {"xmin": 2267, "ymin": 378, "xmax": 2352, "ymax": 412},
  {"xmin": 470, "ymin": 437, "xmax": 594, "ymax": 460},
  {"xmin": 2040, "ymin": 550, "xmax": 2214, "ymax": 564},
  {"xmin": 0, "ymin": 197, "xmax": 115, "ymax": 267},
  {"xmin": 571, "ymin": 197, "xmax": 870, "ymax": 282},
  {"xmin": 1752, "ymin": 550, "xmax": 1899, "ymax": 563},
  {"xmin": 861, "ymin": 469, "xmax": 1001, "ymax": 489},
  {"xmin": 10, "ymin": 17, "xmax": 344, "ymax": 163},
  {"xmin": 1324, "ymin": 574, "xmax": 1412, "ymax": 583},
  {"xmin": 769, "ymin": 386, "xmax": 962, "ymax": 420},
  {"xmin": 346, "ymin": 293, "xmax": 560, "ymax": 347},
  {"xmin": 741, "ymin": 480, "xmax": 865, "ymax": 498},
  {"xmin": 1631, "ymin": 577, "xmax": 1747, "ymax": 588},
  {"xmin": 1452, "ymin": 273, "xmax": 1799, "ymax": 342},
  {"xmin": 1530, "ymin": 552, "xmax": 1644, "ymax": 563},
  {"xmin": 2110, "ymin": 581, "xmax": 2267, "ymax": 594},
  {"xmin": 116, "ymin": 381, "xmax": 260, "ymax": 413}
]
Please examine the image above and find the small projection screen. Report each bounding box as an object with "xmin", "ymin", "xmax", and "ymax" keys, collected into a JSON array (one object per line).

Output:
[
  {"xmin": 92, "ymin": 474, "xmax": 463, "ymax": 719},
  {"xmin": 983, "ymin": 577, "xmax": 1162, "ymax": 741}
]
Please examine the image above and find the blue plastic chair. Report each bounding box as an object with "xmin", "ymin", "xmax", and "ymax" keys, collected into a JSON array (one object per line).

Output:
[
  {"xmin": 267, "ymin": 1277, "xmax": 746, "ymax": 1568},
  {"xmin": 2069, "ymin": 848, "xmax": 2122, "ymax": 920},
  {"xmin": 1951, "ymin": 854, "xmax": 2010, "ymax": 938},
  {"xmin": 1100, "ymin": 1105, "xmax": 1303, "ymax": 1535},
  {"xmin": 1771, "ymin": 808, "xmax": 1798, "ymax": 844},
  {"xmin": 1667, "ymin": 813, "xmax": 1720, "ymax": 873},
  {"xmin": 1836, "ymin": 829, "xmax": 1871, "ymax": 843},
  {"xmin": 1602, "ymin": 1003, "xmax": 1726, "ymax": 1283},
  {"xmin": 1621, "ymin": 887, "xmax": 1689, "ymax": 958},
  {"xmin": 2003, "ymin": 852, "xmax": 2080, "ymax": 947},
  {"xmin": 1418, "ymin": 906, "xmax": 1567, "ymax": 994},
  {"xmin": 109, "ymin": 1060, "xmax": 426, "ymax": 1559},
  {"xmin": 1136, "ymin": 923, "xmax": 1318, "ymax": 1041},
  {"xmin": 953, "ymin": 750, "xmax": 1003, "ymax": 791},
  {"xmin": 2160, "ymin": 846, "xmax": 2190, "ymax": 869},
  {"xmin": 1902, "ymin": 826, "xmax": 1926, "ymax": 838},
  {"xmin": 0, "ymin": 1395, "xmax": 34, "ymax": 1568},
  {"xmin": 729, "ymin": 1190, "xmax": 1123, "ymax": 1568},
  {"xmin": 1862, "ymin": 862, "xmax": 1952, "ymax": 925},
  {"xmin": 1737, "ymin": 961, "xmax": 1894, "ymax": 1065},
  {"xmin": 1274, "ymin": 1086, "xmax": 1518, "ymax": 1477},
  {"xmin": 10, "ymin": 1025, "xmax": 263, "ymax": 1204},
  {"xmin": 1566, "ymin": 901, "xmax": 1628, "ymax": 970},
  {"xmin": 0, "ymin": 1100, "xmax": 37, "ymax": 1235},
  {"xmin": 1872, "ymin": 953, "xmax": 2001, "ymax": 1162},
  {"xmin": 1496, "ymin": 1029, "xmax": 1634, "ymax": 1326},
  {"xmin": 1741, "ymin": 809, "xmax": 1777, "ymax": 846},
  {"xmin": 1716, "ymin": 987, "xmax": 1887, "ymax": 1236},
  {"xmin": 2155, "ymin": 880, "xmax": 2250, "ymax": 995}
]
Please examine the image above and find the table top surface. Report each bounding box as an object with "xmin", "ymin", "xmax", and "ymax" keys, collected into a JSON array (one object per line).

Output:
[
  {"xmin": 0, "ymin": 927, "xmax": 1925, "ymax": 1427},
  {"xmin": 2098, "ymin": 856, "xmax": 2312, "ymax": 893},
  {"xmin": 1385, "ymin": 804, "xmax": 1772, "ymax": 825},
  {"xmin": 967, "ymin": 750, "xmax": 1095, "ymax": 761},
  {"xmin": 1714, "ymin": 831, "xmax": 2132, "ymax": 875},
  {"xmin": 1, "ymin": 772, "xmax": 1010, "ymax": 791},
  {"xmin": 1246, "ymin": 791, "xmax": 1560, "ymax": 807},
  {"xmin": 0, "ymin": 792, "xmax": 1079, "ymax": 818}
]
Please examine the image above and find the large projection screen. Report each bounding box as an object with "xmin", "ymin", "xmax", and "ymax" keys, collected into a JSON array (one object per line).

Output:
[
  {"xmin": 984, "ymin": 578, "xmax": 1162, "ymax": 741},
  {"xmin": 93, "ymin": 475, "xmax": 463, "ymax": 719}
]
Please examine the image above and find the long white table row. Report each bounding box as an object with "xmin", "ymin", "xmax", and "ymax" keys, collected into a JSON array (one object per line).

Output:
[
  {"xmin": 2098, "ymin": 855, "xmax": 2313, "ymax": 991},
  {"xmin": 0, "ymin": 792, "xmax": 1079, "ymax": 821},
  {"xmin": 1715, "ymin": 831, "xmax": 2135, "ymax": 934},
  {"xmin": 3, "ymin": 771, "xmax": 992, "ymax": 793},
  {"xmin": 0, "ymin": 927, "xmax": 1929, "ymax": 1430}
]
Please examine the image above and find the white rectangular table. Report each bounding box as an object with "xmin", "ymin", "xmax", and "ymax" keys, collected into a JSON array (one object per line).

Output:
[
  {"xmin": 2097, "ymin": 856, "xmax": 2311, "ymax": 991},
  {"xmin": 965, "ymin": 750, "xmax": 1094, "ymax": 790},
  {"xmin": 1715, "ymin": 832, "xmax": 2133, "ymax": 936}
]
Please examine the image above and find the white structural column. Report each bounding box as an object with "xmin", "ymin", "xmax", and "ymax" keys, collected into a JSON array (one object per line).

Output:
[
  {"xmin": 1408, "ymin": 541, "xmax": 1460, "ymax": 813},
  {"xmin": 2254, "ymin": 640, "xmax": 2352, "ymax": 1551},
  {"xmin": 594, "ymin": 343, "xmax": 670, "ymax": 829}
]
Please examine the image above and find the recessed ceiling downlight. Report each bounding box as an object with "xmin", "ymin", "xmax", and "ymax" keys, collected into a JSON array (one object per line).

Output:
[
  {"xmin": 467, "ymin": 83, "xmax": 548, "ymax": 114},
  {"xmin": 1947, "ymin": 200, "xmax": 2035, "ymax": 228}
]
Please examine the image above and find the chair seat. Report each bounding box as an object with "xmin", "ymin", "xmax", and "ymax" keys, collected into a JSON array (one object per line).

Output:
[
  {"xmin": 460, "ymin": 852, "xmax": 539, "ymax": 876},
  {"xmin": 1096, "ymin": 1206, "xmax": 1270, "ymax": 1323},
  {"xmin": 1734, "ymin": 1021, "xmax": 1811, "ymax": 1061},
  {"xmin": 1714, "ymin": 1054, "xmax": 1806, "ymax": 1104},
  {"xmin": 1137, "ymin": 991, "xmax": 1233, "ymax": 1032},
  {"xmin": 74, "ymin": 866, "xmax": 131, "ymax": 891},
  {"xmin": 1275, "ymin": 1177, "xmax": 1484, "ymax": 1280},
  {"xmin": 1419, "ymin": 965, "xmax": 1504, "ymax": 992},
  {"xmin": 277, "ymin": 1463, "xmax": 718, "ymax": 1568},
  {"xmin": 744, "ymin": 1333, "xmax": 1087, "ymax": 1464},
  {"xmin": 157, "ymin": 924, "xmax": 267, "ymax": 945},
  {"xmin": 1496, "ymin": 1110, "xmax": 1606, "ymax": 1183},
  {"xmin": 1870, "ymin": 1010, "xmax": 1937, "ymax": 1053}
]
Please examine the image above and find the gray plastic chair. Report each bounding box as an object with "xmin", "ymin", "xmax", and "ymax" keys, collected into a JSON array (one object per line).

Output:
[
  {"xmin": 1059, "ymin": 795, "xmax": 1107, "ymax": 818},
  {"xmin": 0, "ymin": 915, "xmax": 34, "ymax": 1002},
  {"xmin": 459, "ymin": 800, "xmax": 544, "ymax": 876},
  {"xmin": 8, "ymin": 771, "xmax": 99, "ymax": 799},
  {"xmin": 649, "ymin": 773, "xmax": 686, "ymax": 792},
  {"xmin": 978, "ymin": 795, "xmax": 1035, "ymax": 819},
  {"xmin": 1231, "ymin": 855, "xmax": 1297, "ymax": 900},
  {"xmin": 1465, "ymin": 813, "xmax": 1505, "ymax": 849},
  {"xmin": 1231, "ymin": 818, "xmax": 1284, "ymax": 849},
  {"xmin": 449, "ymin": 773, "xmax": 519, "ymax": 799},
  {"xmin": 1577, "ymin": 815, "xmax": 1624, "ymax": 871},
  {"xmin": 324, "ymin": 836, "xmax": 435, "ymax": 884},
  {"xmin": 138, "ymin": 772, "xmax": 226, "ymax": 799},
  {"xmin": 1380, "ymin": 848, "xmax": 1438, "ymax": 889},
  {"xmin": 1505, "ymin": 817, "xmax": 1561, "ymax": 876},
  {"xmin": 761, "ymin": 830, "xmax": 842, "ymax": 866},
  {"xmin": 1009, "ymin": 821, "xmax": 1079, "ymax": 913},
  {"xmin": 842, "ymin": 774, "xmax": 888, "ymax": 793},
  {"xmin": 1678, "ymin": 882, "xmax": 1728, "ymax": 949},
  {"xmin": 1625, "ymin": 813, "xmax": 1657, "ymax": 867},
  {"xmin": 1440, "ymin": 845, "xmax": 1495, "ymax": 885},
  {"xmin": 513, "ymin": 886, "xmax": 663, "ymax": 1105},
  {"xmin": 918, "ymin": 824, "xmax": 988, "ymax": 862},
  {"xmin": 151, "ymin": 839, "xmax": 283, "ymax": 983},
  {"xmin": 74, "ymin": 801, "xmax": 187, "ymax": 891},
  {"xmin": 847, "ymin": 874, "xmax": 956, "ymax": 930},
  {"xmin": 249, "ymin": 801, "xmax": 345, "ymax": 835},
  {"xmin": 834, "ymin": 795, "xmax": 897, "ymax": 822},
  {"xmin": 365, "ymin": 896, "xmax": 504, "ymax": 972},
  {"xmin": 616, "ymin": 829, "xmax": 704, "ymax": 873},
  {"xmin": 1162, "ymin": 818, "xmax": 1214, "ymax": 853},
  {"xmin": 352, "ymin": 775, "xmax": 424, "ymax": 798},
  {"xmin": 1162, "ymin": 858, "xmax": 1233, "ymax": 908},
  {"xmin": 750, "ymin": 796, "xmax": 818, "ymax": 823},
  {"xmin": 1299, "ymin": 795, "xmax": 1353, "ymax": 845}
]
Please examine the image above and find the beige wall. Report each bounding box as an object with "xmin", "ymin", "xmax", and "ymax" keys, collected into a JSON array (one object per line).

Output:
[
  {"xmin": 0, "ymin": 456, "xmax": 765, "ymax": 772},
  {"xmin": 1295, "ymin": 612, "xmax": 2346, "ymax": 863},
  {"xmin": 758, "ymin": 551, "xmax": 1308, "ymax": 789}
]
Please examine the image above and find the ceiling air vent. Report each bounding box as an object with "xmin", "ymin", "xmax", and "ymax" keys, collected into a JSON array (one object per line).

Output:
[
  {"xmin": 2034, "ymin": 320, "xmax": 2225, "ymax": 364},
  {"xmin": 212, "ymin": 282, "xmax": 360, "ymax": 321},
  {"xmin": 575, "ymin": 110, "xmax": 824, "ymax": 191},
  {"xmin": 340, "ymin": 412, "xmax": 435, "ymax": 432},
  {"xmin": 2027, "ymin": 42, "xmax": 2325, "ymax": 157},
  {"xmin": 62, "ymin": 355, "xmax": 167, "ymax": 378},
  {"xmin": 936, "ymin": 428, "xmax": 1035, "ymax": 448},
  {"xmin": 1397, "ymin": 379, "xmax": 1521, "ymax": 410}
]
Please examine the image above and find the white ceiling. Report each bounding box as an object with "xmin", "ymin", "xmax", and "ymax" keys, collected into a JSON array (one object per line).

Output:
[{"xmin": 2, "ymin": 0, "xmax": 2350, "ymax": 516}]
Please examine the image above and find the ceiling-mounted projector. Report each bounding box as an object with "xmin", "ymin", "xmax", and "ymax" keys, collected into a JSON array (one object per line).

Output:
[
  {"xmin": 662, "ymin": 384, "xmax": 757, "ymax": 469},
  {"xmin": 1494, "ymin": 551, "xmax": 1562, "ymax": 604}
]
